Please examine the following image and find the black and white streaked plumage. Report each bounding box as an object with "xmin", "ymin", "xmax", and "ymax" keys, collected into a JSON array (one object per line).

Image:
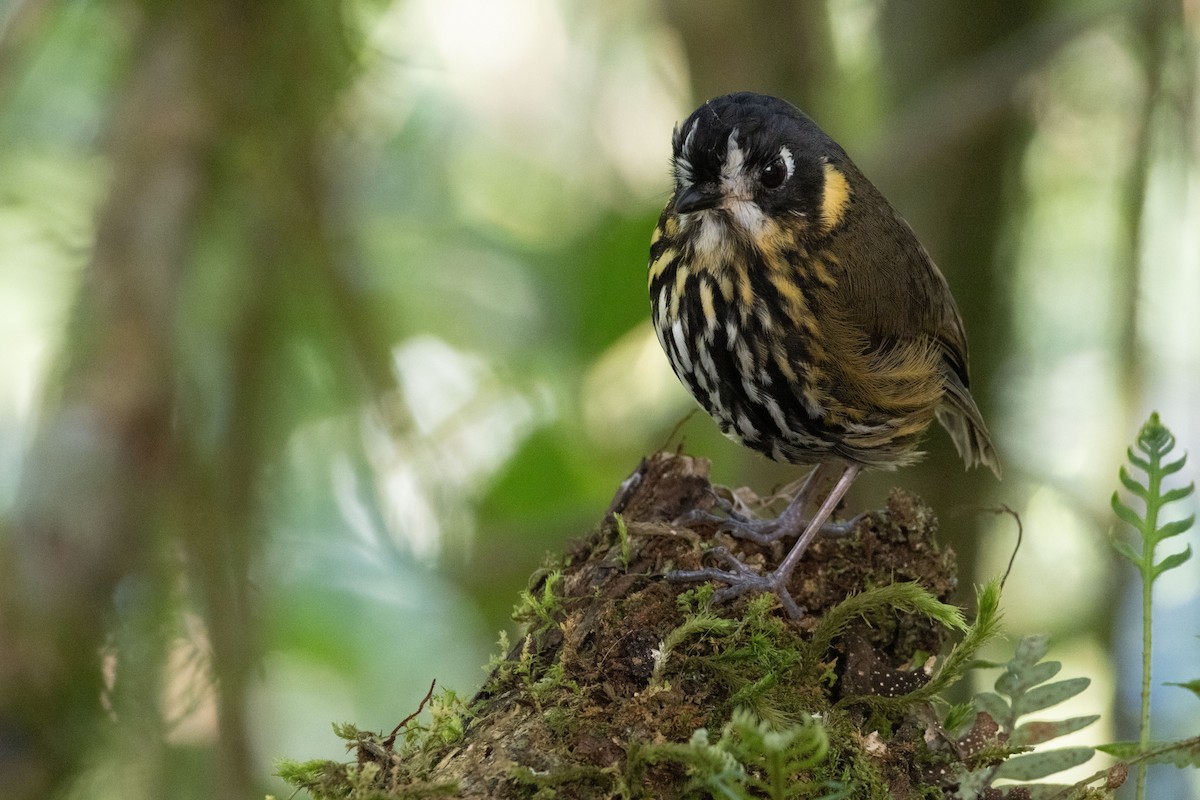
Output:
[{"xmin": 647, "ymin": 92, "xmax": 999, "ymax": 618}]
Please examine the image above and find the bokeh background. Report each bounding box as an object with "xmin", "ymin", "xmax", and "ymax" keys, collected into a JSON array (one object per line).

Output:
[{"xmin": 1, "ymin": 0, "xmax": 1197, "ymax": 798}]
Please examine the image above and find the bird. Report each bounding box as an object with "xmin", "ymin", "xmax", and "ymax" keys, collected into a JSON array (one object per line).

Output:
[{"xmin": 647, "ymin": 92, "xmax": 1001, "ymax": 619}]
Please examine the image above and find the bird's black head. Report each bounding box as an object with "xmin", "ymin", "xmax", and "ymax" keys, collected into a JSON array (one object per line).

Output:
[{"xmin": 669, "ymin": 92, "xmax": 853, "ymax": 240}]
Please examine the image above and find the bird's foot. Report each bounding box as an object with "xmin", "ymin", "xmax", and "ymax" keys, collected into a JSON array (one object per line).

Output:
[
  {"xmin": 677, "ymin": 501, "xmax": 864, "ymax": 544},
  {"xmin": 667, "ymin": 547, "xmax": 806, "ymax": 620},
  {"xmin": 668, "ymin": 464, "xmax": 866, "ymax": 621}
]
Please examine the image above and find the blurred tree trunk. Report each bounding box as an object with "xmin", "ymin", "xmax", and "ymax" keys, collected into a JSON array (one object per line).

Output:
[
  {"xmin": 0, "ymin": 4, "xmax": 360, "ymax": 800},
  {"xmin": 869, "ymin": 0, "xmax": 1047, "ymax": 591},
  {"xmin": 658, "ymin": 0, "xmax": 837, "ymax": 133},
  {"xmin": 1117, "ymin": 0, "xmax": 1192, "ymax": 426},
  {"xmin": 0, "ymin": 12, "xmax": 207, "ymax": 799}
]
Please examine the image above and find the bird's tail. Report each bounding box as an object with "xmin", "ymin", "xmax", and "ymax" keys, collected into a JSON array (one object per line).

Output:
[{"xmin": 936, "ymin": 374, "xmax": 1002, "ymax": 479}]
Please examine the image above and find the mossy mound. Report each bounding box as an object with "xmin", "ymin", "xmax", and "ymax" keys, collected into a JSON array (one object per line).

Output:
[{"xmin": 283, "ymin": 452, "xmax": 984, "ymax": 799}]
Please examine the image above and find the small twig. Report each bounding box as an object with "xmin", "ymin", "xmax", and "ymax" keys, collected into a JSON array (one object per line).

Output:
[
  {"xmin": 384, "ymin": 679, "xmax": 437, "ymax": 749},
  {"xmin": 979, "ymin": 504, "xmax": 1023, "ymax": 589},
  {"xmin": 658, "ymin": 409, "xmax": 698, "ymax": 454}
]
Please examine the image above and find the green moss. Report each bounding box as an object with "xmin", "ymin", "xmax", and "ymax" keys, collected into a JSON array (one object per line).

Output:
[
  {"xmin": 509, "ymin": 763, "xmax": 615, "ymax": 796},
  {"xmin": 512, "ymin": 569, "xmax": 566, "ymax": 633},
  {"xmin": 613, "ymin": 513, "xmax": 632, "ymax": 569},
  {"xmin": 275, "ymin": 754, "xmax": 459, "ymax": 799},
  {"xmin": 633, "ymin": 708, "xmax": 853, "ymax": 800}
]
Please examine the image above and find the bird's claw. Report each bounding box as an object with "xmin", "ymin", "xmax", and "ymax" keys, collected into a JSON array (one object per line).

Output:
[
  {"xmin": 675, "ymin": 500, "xmax": 792, "ymax": 543},
  {"xmin": 675, "ymin": 493, "xmax": 753, "ymax": 525},
  {"xmin": 815, "ymin": 511, "xmax": 865, "ymax": 538},
  {"xmin": 676, "ymin": 508, "xmax": 863, "ymax": 544},
  {"xmin": 667, "ymin": 548, "xmax": 806, "ymax": 620}
]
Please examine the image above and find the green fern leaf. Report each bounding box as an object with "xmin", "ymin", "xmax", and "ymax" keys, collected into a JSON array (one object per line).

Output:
[
  {"xmin": 1011, "ymin": 714, "xmax": 1100, "ymax": 747},
  {"xmin": 996, "ymin": 657, "xmax": 1062, "ymax": 698},
  {"xmin": 1013, "ymin": 678, "xmax": 1091, "ymax": 717},
  {"xmin": 1111, "ymin": 494, "xmax": 1144, "ymax": 530},
  {"xmin": 1155, "ymin": 515, "xmax": 1196, "ymax": 540},
  {"xmin": 1097, "ymin": 738, "xmax": 1200, "ymax": 768},
  {"xmin": 1019, "ymin": 660, "xmax": 1063, "ymax": 689},
  {"xmin": 992, "ymin": 747, "xmax": 1094, "ymax": 781},
  {"xmin": 1126, "ymin": 447, "xmax": 1151, "ymax": 472},
  {"xmin": 973, "ymin": 691, "xmax": 1009, "ymax": 723},
  {"xmin": 1014, "ymin": 634, "xmax": 1051, "ymax": 665},
  {"xmin": 1152, "ymin": 545, "xmax": 1192, "ymax": 579},
  {"xmin": 1024, "ymin": 784, "xmax": 1083, "ymax": 800},
  {"xmin": 1160, "ymin": 453, "xmax": 1187, "ymax": 475},
  {"xmin": 1119, "ymin": 466, "xmax": 1149, "ymax": 499},
  {"xmin": 1165, "ymin": 680, "xmax": 1200, "ymax": 700},
  {"xmin": 1160, "ymin": 483, "xmax": 1195, "ymax": 504},
  {"xmin": 1111, "ymin": 537, "xmax": 1142, "ymax": 566},
  {"xmin": 1111, "ymin": 413, "xmax": 1195, "ymax": 800}
]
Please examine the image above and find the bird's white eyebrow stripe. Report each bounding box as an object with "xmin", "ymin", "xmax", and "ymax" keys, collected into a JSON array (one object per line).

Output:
[
  {"xmin": 723, "ymin": 127, "xmax": 744, "ymax": 179},
  {"xmin": 779, "ymin": 145, "xmax": 794, "ymax": 179},
  {"xmin": 682, "ymin": 119, "xmax": 698, "ymax": 156},
  {"xmin": 674, "ymin": 156, "xmax": 693, "ymax": 184}
]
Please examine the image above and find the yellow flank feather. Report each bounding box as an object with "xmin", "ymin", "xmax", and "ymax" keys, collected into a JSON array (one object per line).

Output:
[{"xmin": 845, "ymin": 339, "xmax": 943, "ymax": 423}]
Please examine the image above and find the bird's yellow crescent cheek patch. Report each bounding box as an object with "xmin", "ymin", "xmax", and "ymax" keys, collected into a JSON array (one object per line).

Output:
[{"xmin": 820, "ymin": 163, "xmax": 851, "ymax": 231}]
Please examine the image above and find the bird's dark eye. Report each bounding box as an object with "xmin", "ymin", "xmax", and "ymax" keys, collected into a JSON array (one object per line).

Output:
[{"xmin": 760, "ymin": 158, "xmax": 787, "ymax": 189}]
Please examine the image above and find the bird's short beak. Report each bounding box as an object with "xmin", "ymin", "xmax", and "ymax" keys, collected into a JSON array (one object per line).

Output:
[{"xmin": 673, "ymin": 185, "xmax": 721, "ymax": 215}]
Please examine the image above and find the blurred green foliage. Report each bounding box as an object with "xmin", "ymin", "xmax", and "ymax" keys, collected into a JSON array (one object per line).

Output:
[{"xmin": 0, "ymin": 0, "xmax": 1197, "ymax": 799}]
